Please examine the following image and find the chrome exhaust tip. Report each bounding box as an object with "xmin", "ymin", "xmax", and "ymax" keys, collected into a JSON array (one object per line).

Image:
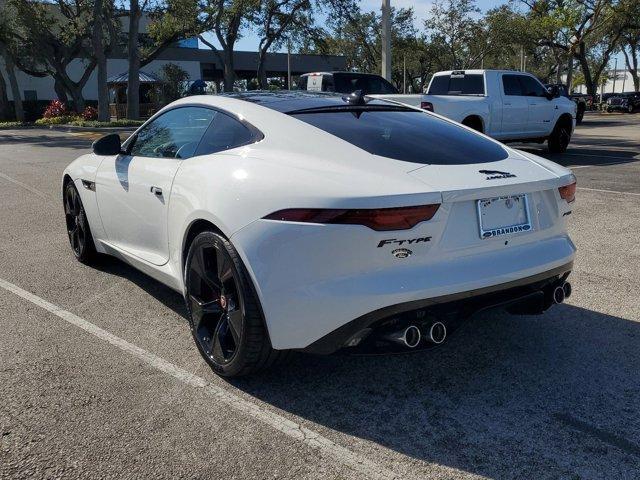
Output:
[
  {"xmin": 563, "ymin": 281, "xmax": 572, "ymax": 299},
  {"xmin": 384, "ymin": 325, "xmax": 422, "ymax": 348},
  {"xmin": 426, "ymin": 322, "xmax": 447, "ymax": 344},
  {"xmin": 553, "ymin": 285, "xmax": 566, "ymax": 304}
]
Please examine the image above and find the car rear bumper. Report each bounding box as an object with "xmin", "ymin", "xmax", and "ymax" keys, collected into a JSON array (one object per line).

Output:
[
  {"xmin": 232, "ymin": 218, "xmax": 577, "ymax": 351},
  {"xmin": 302, "ymin": 261, "xmax": 573, "ymax": 354}
]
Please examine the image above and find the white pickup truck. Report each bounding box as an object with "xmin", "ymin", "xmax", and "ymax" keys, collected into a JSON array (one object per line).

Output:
[
  {"xmin": 415, "ymin": 70, "xmax": 577, "ymax": 152},
  {"xmin": 298, "ymin": 69, "xmax": 577, "ymax": 153}
]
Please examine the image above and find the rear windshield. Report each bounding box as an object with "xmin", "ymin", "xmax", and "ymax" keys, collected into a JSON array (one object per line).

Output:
[
  {"xmin": 290, "ymin": 109, "xmax": 508, "ymax": 164},
  {"xmin": 428, "ymin": 74, "xmax": 485, "ymax": 95}
]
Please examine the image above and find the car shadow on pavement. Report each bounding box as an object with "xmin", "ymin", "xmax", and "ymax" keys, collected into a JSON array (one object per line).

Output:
[
  {"xmin": 232, "ymin": 305, "xmax": 640, "ymax": 479},
  {"xmin": 89, "ymin": 256, "xmax": 640, "ymax": 477},
  {"xmin": 517, "ymin": 141, "xmax": 640, "ymax": 168},
  {"xmin": 0, "ymin": 132, "xmax": 92, "ymax": 150},
  {"xmin": 91, "ymin": 256, "xmax": 188, "ymax": 320}
]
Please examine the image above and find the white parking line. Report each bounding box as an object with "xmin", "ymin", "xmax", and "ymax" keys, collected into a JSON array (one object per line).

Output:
[
  {"xmin": 578, "ymin": 186, "xmax": 640, "ymax": 197},
  {"xmin": 0, "ymin": 172, "xmax": 51, "ymax": 200},
  {"xmin": 0, "ymin": 277, "xmax": 401, "ymax": 480}
]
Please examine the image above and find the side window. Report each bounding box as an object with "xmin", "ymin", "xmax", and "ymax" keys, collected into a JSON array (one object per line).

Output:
[
  {"xmin": 194, "ymin": 112, "xmax": 257, "ymax": 156},
  {"xmin": 129, "ymin": 107, "xmax": 215, "ymax": 159},
  {"xmin": 503, "ymin": 75, "xmax": 523, "ymax": 96},
  {"xmin": 519, "ymin": 75, "xmax": 547, "ymax": 97}
]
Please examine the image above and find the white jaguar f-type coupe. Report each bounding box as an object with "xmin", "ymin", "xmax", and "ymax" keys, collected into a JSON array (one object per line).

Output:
[{"xmin": 62, "ymin": 91, "xmax": 576, "ymax": 376}]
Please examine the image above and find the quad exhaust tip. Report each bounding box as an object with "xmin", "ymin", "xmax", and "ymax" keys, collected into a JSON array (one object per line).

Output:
[
  {"xmin": 403, "ymin": 325, "xmax": 422, "ymax": 348},
  {"xmin": 385, "ymin": 322, "xmax": 448, "ymax": 349},
  {"xmin": 553, "ymin": 282, "xmax": 571, "ymax": 304},
  {"xmin": 426, "ymin": 322, "xmax": 447, "ymax": 345},
  {"xmin": 384, "ymin": 325, "xmax": 421, "ymax": 348}
]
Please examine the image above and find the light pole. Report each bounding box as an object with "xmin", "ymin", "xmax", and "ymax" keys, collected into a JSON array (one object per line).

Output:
[
  {"xmin": 287, "ymin": 39, "xmax": 292, "ymax": 90},
  {"xmin": 612, "ymin": 57, "xmax": 618, "ymax": 94},
  {"xmin": 381, "ymin": 0, "xmax": 391, "ymax": 81}
]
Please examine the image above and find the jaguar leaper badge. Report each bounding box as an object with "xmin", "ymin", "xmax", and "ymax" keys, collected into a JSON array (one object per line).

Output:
[{"xmin": 391, "ymin": 248, "xmax": 412, "ymax": 258}]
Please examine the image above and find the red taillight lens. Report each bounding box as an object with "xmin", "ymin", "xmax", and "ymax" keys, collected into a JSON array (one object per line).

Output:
[
  {"xmin": 263, "ymin": 204, "xmax": 440, "ymax": 231},
  {"xmin": 420, "ymin": 101, "xmax": 434, "ymax": 112},
  {"xmin": 558, "ymin": 181, "xmax": 577, "ymax": 203}
]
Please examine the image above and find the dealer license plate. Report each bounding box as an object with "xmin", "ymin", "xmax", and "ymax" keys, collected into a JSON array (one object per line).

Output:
[{"xmin": 477, "ymin": 194, "xmax": 532, "ymax": 239}]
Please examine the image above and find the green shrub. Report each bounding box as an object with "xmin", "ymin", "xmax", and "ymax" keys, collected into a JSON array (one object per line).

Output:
[
  {"xmin": 35, "ymin": 116, "xmax": 78, "ymax": 125},
  {"xmin": 0, "ymin": 121, "xmax": 31, "ymax": 129},
  {"xmin": 68, "ymin": 119, "xmax": 144, "ymax": 127}
]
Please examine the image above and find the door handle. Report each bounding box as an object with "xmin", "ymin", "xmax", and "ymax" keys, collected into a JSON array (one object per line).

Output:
[
  {"xmin": 150, "ymin": 186, "xmax": 163, "ymax": 196},
  {"xmin": 504, "ymin": 102, "xmax": 511, "ymax": 106}
]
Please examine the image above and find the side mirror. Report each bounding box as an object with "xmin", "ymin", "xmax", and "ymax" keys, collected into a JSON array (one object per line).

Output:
[
  {"xmin": 546, "ymin": 85, "xmax": 559, "ymax": 100},
  {"xmin": 92, "ymin": 133, "xmax": 122, "ymax": 156}
]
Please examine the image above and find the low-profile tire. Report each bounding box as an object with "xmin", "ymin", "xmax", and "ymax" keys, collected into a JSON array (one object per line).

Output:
[
  {"xmin": 63, "ymin": 181, "xmax": 96, "ymax": 264},
  {"xmin": 184, "ymin": 231, "xmax": 287, "ymax": 377},
  {"xmin": 628, "ymin": 104, "xmax": 634, "ymax": 114},
  {"xmin": 548, "ymin": 120, "xmax": 571, "ymax": 153}
]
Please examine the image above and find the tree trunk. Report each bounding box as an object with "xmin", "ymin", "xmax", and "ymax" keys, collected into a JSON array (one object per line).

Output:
[
  {"xmin": 566, "ymin": 57, "xmax": 573, "ymax": 93},
  {"xmin": 127, "ymin": 0, "xmax": 141, "ymax": 119},
  {"xmin": 1, "ymin": 46, "xmax": 24, "ymax": 122},
  {"xmin": 0, "ymin": 66, "xmax": 9, "ymax": 120},
  {"xmin": 576, "ymin": 44, "xmax": 596, "ymax": 97},
  {"xmin": 66, "ymin": 83, "xmax": 86, "ymax": 113},
  {"xmin": 257, "ymin": 49, "xmax": 268, "ymax": 89},
  {"xmin": 92, "ymin": 0, "xmax": 109, "ymax": 122},
  {"xmin": 622, "ymin": 45, "xmax": 639, "ymax": 92},
  {"xmin": 222, "ymin": 49, "xmax": 235, "ymax": 92},
  {"xmin": 54, "ymin": 79, "xmax": 69, "ymax": 103}
]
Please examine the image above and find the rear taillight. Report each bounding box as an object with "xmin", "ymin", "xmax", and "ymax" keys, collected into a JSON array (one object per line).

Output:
[
  {"xmin": 558, "ymin": 181, "xmax": 576, "ymax": 203},
  {"xmin": 263, "ymin": 204, "xmax": 440, "ymax": 231},
  {"xmin": 420, "ymin": 101, "xmax": 434, "ymax": 112}
]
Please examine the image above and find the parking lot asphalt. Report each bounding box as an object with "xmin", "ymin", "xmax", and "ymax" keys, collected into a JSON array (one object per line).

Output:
[{"xmin": 1, "ymin": 113, "xmax": 639, "ymax": 480}]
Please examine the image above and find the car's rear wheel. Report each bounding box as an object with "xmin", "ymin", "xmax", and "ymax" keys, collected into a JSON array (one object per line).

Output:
[
  {"xmin": 184, "ymin": 231, "xmax": 287, "ymax": 376},
  {"xmin": 628, "ymin": 104, "xmax": 634, "ymax": 113},
  {"xmin": 548, "ymin": 120, "xmax": 571, "ymax": 153},
  {"xmin": 64, "ymin": 182, "xmax": 96, "ymax": 264}
]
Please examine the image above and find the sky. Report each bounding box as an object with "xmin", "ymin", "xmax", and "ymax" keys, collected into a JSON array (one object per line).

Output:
[{"xmin": 203, "ymin": 0, "xmax": 506, "ymax": 52}]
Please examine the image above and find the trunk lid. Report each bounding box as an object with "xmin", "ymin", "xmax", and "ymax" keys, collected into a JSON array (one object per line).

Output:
[{"xmin": 406, "ymin": 153, "xmax": 561, "ymax": 202}]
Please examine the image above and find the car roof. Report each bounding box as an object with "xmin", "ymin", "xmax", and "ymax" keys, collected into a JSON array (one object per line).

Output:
[{"xmin": 220, "ymin": 90, "xmax": 396, "ymax": 113}]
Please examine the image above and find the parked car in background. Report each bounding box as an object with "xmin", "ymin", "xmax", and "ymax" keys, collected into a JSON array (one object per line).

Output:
[
  {"xmin": 297, "ymin": 71, "xmax": 430, "ymax": 110},
  {"xmin": 606, "ymin": 92, "xmax": 640, "ymax": 113},
  {"xmin": 545, "ymin": 84, "xmax": 587, "ymax": 124},
  {"xmin": 421, "ymin": 70, "xmax": 577, "ymax": 153}
]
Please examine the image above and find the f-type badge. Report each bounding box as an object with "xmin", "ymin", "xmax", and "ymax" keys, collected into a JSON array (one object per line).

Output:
[
  {"xmin": 479, "ymin": 169, "xmax": 516, "ymax": 180},
  {"xmin": 392, "ymin": 248, "xmax": 412, "ymax": 259},
  {"xmin": 377, "ymin": 236, "xmax": 431, "ymax": 248}
]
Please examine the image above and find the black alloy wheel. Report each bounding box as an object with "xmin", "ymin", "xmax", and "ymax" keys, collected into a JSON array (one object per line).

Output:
[
  {"xmin": 548, "ymin": 122, "xmax": 571, "ymax": 153},
  {"xmin": 184, "ymin": 231, "xmax": 288, "ymax": 376},
  {"xmin": 64, "ymin": 182, "xmax": 96, "ymax": 264}
]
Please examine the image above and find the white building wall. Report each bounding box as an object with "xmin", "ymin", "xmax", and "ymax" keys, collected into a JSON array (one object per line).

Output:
[
  {"xmin": 573, "ymin": 70, "xmax": 639, "ymax": 95},
  {"xmin": 0, "ymin": 57, "xmax": 202, "ymax": 102}
]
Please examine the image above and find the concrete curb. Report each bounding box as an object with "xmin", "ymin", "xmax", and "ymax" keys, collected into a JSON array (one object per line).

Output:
[{"xmin": 46, "ymin": 125, "xmax": 137, "ymax": 133}]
